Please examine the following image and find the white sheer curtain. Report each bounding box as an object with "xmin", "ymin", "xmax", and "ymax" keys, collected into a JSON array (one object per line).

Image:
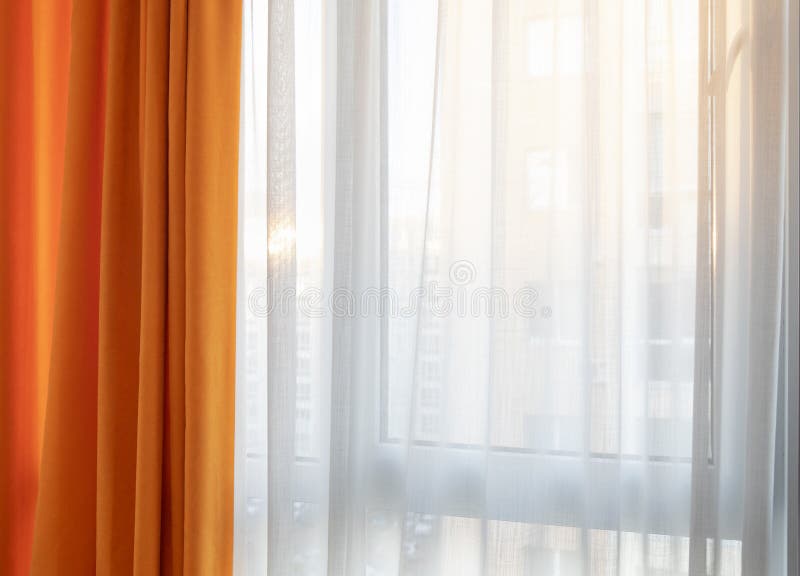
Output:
[{"xmin": 234, "ymin": 0, "xmax": 794, "ymax": 574}]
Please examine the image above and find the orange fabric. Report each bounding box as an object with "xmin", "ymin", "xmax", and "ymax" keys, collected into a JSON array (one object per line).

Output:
[
  {"xmin": 0, "ymin": 1, "xmax": 70, "ymax": 574},
  {"xmin": 0, "ymin": 0, "xmax": 242, "ymax": 573},
  {"xmin": 0, "ymin": 3, "xmax": 37, "ymax": 574},
  {"xmin": 29, "ymin": 0, "xmax": 109, "ymax": 570}
]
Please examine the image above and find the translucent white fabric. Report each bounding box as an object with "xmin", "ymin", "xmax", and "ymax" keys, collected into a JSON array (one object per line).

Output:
[{"xmin": 234, "ymin": 0, "xmax": 794, "ymax": 574}]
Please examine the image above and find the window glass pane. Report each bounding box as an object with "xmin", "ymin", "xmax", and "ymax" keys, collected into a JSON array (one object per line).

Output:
[{"xmin": 383, "ymin": 0, "xmax": 699, "ymax": 459}]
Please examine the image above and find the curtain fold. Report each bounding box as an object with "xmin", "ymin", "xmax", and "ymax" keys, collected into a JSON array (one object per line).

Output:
[
  {"xmin": 265, "ymin": 1, "xmax": 298, "ymax": 573},
  {"xmin": 326, "ymin": 0, "xmax": 383, "ymax": 573},
  {"xmin": 23, "ymin": 0, "xmax": 243, "ymax": 574},
  {"xmin": 29, "ymin": 0, "xmax": 108, "ymax": 570},
  {"xmin": 0, "ymin": 1, "xmax": 71, "ymax": 574},
  {"xmin": 740, "ymin": 0, "xmax": 788, "ymax": 570}
]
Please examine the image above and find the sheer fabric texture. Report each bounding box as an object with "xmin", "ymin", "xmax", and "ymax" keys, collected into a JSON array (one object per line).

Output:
[{"xmin": 234, "ymin": 0, "xmax": 793, "ymax": 574}]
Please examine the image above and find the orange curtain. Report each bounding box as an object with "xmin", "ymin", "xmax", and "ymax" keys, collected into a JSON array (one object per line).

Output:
[
  {"xmin": 2, "ymin": 0, "xmax": 242, "ymax": 573},
  {"xmin": 0, "ymin": 1, "xmax": 71, "ymax": 574}
]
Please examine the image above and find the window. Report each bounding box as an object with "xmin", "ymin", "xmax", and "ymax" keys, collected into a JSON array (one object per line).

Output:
[
  {"xmin": 376, "ymin": 0, "xmax": 710, "ymax": 535},
  {"xmin": 233, "ymin": 0, "xmax": 798, "ymax": 572}
]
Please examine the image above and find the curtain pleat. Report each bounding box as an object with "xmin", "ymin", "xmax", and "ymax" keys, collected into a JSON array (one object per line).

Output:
[
  {"xmin": 326, "ymin": 3, "xmax": 384, "ymax": 573},
  {"xmin": 28, "ymin": 0, "xmax": 108, "ymax": 572},
  {"xmin": 182, "ymin": 0, "xmax": 241, "ymax": 572},
  {"xmin": 0, "ymin": 1, "xmax": 37, "ymax": 573},
  {"xmin": 0, "ymin": 0, "xmax": 70, "ymax": 573},
  {"xmin": 741, "ymin": 0, "xmax": 788, "ymax": 571},
  {"xmin": 161, "ymin": 1, "xmax": 188, "ymax": 573},
  {"xmin": 133, "ymin": 0, "xmax": 170, "ymax": 572},
  {"xmin": 96, "ymin": 0, "xmax": 144, "ymax": 570},
  {"xmin": 266, "ymin": 0, "xmax": 297, "ymax": 574},
  {"xmin": 327, "ymin": 1, "xmax": 357, "ymax": 573},
  {"xmin": 26, "ymin": 0, "xmax": 242, "ymax": 574}
]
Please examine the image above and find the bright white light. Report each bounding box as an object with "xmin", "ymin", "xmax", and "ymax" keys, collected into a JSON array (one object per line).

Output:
[{"xmin": 268, "ymin": 224, "xmax": 296, "ymax": 257}]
